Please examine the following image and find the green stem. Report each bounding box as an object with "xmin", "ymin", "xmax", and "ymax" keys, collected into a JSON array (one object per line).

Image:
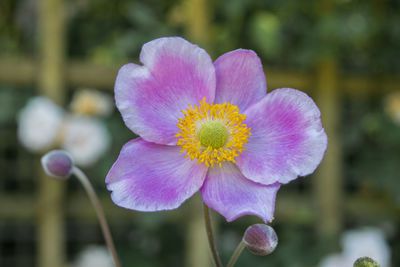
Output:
[
  {"xmin": 72, "ymin": 167, "xmax": 121, "ymax": 267},
  {"xmin": 203, "ymin": 203, "xmax": 223, "ymax": 267},
  {"xmin": 226, "ymin": 240, "xmax": 246, "ymax": 267}
]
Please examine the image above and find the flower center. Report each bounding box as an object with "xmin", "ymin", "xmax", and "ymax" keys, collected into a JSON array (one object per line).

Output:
[
  {"xmin": 175, "ymin": 98, "xmax": 251, "ymax": 168},
  {"xmin": 197, "ymin": 120, "xmax": 228, "ymax": 149}
]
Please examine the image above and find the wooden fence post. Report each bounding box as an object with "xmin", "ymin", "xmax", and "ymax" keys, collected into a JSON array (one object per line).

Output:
[
  {"xmin": 183, "ymin": 0, "xmax": 212, "ymax": 48},
  {"xmin": 312, "ymin": 0, "xmax": 343, "ymax": 238},
  {"xmin": 37, "ymin": 0, "xmax": 66, "ymax": 266},
  {"xmin": 185, "ymin": 195, "xmax": 212, "ymax": 267},
  {"xmin": 183, "ymin": 0, "xmax": 213, "ymax": 266},
  {"xmin": 314, "ymin": 59, "xmax": 343, "ymax": 237}
]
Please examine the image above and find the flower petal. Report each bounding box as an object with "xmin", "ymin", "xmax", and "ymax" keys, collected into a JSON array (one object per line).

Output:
[
  {"xmin": 213, "ymin": 49, "xmax": 266, "ymax": 110},
  {"xmin": 237, "ymin": 88, "xmax": 328, "ymax": 185},
  {"xmin": 106, "ymin": 138, "xmax": 208, "ymax": 211},
  {"xmin": 200, "ymin": 162, "xmax": 280, "ymax": 222},
  {"xmin": 115, "ymin": 37, "xmax": 216, "ymax": 145}
]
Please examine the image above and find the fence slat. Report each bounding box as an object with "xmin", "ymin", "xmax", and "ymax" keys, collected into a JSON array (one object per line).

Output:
[
  {"xmin": 1, "ymin": 59, "xmax": 398, "ymax": 94},
  {"xmin": 37, "ymin": 0, "xmax": 66, "ymax": 266},
  {"xmin": 183, "ymin": 0, "xmax": 214, "ymax": 266},
  {"xmin": 312, "ymin": 0, "xmax": 343, "ymax": 237},
  {"xmin": 314, "ymin": 59, "xmax": 343, "ymax": 237}
]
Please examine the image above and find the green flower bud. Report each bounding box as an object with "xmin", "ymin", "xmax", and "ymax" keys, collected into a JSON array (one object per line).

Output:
[{"xmin": 353, "ymin": 257, "xmax": 381, "ymax": 267}]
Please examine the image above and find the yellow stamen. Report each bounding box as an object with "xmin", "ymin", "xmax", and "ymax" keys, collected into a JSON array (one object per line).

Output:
[{"xmin": 175, "ymin": 98, "xmax": 251, "ymax": 168}]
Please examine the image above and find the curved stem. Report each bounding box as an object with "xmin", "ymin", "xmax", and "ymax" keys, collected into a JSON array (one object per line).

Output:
[
  {"xmin": 72, "ymin": 167, "xmax": 121, "ymax": 267},
  {"xmin": 226, "ymin": 240, "xmax": 245, "ymax": 267},
  {"xmin": 203, "ymin": 203, "xmax": 223, "ymax": 267}
]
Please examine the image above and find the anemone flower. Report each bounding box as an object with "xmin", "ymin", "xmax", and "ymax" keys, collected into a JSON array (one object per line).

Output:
[
  {"xmin": 18, "ymin": 96, "xmax": 64, "ymax": 152},
  {"xmin": 62, "ymin": 115, "xmax": 111, "ymax": 166},
  {"xmin": 106, "ymin": 37, "xmax": 327, "ymax": 222},
  {"xmin": 319, "ymin": 228, "xmax": 390, "ymax": 267},
  {"xmin": 74, "ymin": 246, "xmax": 114, "ymax": 267},
  {"xmin": 70, "ymin": 89, "xmax": 113, "ymax": 117}
]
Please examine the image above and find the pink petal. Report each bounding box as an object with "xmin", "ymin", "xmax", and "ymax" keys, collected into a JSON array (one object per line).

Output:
[
  {"xmin": 115, "ymin": 37, "xmax": 216, "ymax": 145},
  {"xmin": 213, "ymin": 49, "xmax": 266, "ymax": 110},
  {"xmin": 200, "ymin": 162, "xmax": 280, "ymax": 222},
  {"xmin": 106, "ymin": 138, "xmax": 208, "ymax": 211},
  {"xmin": 237, "ymin": 88, "xmax": 328, "ymax": 185}
]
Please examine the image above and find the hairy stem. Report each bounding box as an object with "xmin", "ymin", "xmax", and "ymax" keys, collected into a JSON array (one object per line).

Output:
[
  {"xmin": 203, "ymin": 203, "xmax": 223, "ymax": 267},
  {"xmin": 72, "ymin": 167, "xmax": 121, "ymax": 267}
]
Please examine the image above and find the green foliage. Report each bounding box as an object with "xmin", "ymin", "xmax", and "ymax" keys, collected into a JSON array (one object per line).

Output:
[{"xmin": 342, "ymin": 96, "xmax": 400, "ymax": 204}]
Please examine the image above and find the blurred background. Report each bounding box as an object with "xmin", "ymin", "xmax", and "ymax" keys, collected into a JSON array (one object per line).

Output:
[{"xmin": 0, "ymin": 0, "xmax": 399, "ymax": 266}]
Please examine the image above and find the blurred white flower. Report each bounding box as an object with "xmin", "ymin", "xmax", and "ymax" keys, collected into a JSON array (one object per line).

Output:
[
  {"xmin": 70, "ymin": 89, "xmax": 113, "ymax": 117},
  {"xmin": 18, "ymin": 97, "xmax": 64, "ymax": 152},
  {"xmin": 319, "ymin": 254, "xmax": 352, "ymax": 267},
  {"xmin": 342, "ymin": 228, "xmax": 391, "ymax": 267},
  {"xmin": 319, "ymin": 227, "xmax": 391, "ymax": 267},
  {"xmin": 61, "ymin": 115, "xmax": 110, "ymax": 166},
  {"xmin": 18, "ymin": 95, "xmax": 112, "ymax": 166},
  {"xmin": 73, "ymin": 246, "xmax": 113, "ymax": 267}
]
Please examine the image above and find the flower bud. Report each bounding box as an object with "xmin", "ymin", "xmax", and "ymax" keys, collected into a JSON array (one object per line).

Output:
[
  {"xmin": 353, "ymin": 257, "xmax": 381, "ymax": 267},
  {"xmin": 41, "ymin": 150, "xmax": 73, "ymax": 179},
  {"xmin": 243, "ymin": 224, "xmax": 278, "ymax": 256}
]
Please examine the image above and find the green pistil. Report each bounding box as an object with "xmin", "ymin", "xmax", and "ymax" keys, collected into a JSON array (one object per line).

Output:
[{"xmin": 198, "ymin": 121, "xmax": 228, "ymax": 149}]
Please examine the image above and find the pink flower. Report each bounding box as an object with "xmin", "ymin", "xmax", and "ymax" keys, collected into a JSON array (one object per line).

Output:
[{"xmin": 106, "ymin": 37, "xmax": 327, "ymax": 222}]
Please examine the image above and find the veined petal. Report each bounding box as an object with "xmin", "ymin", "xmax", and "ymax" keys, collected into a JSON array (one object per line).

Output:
[
  {"xmin": 115, "ymin": 37, "xmax": 216, "ymax": 145},
  {"xmin": 106, "ymin": 138, "xmax": 208, "ymax": 211},
  {"xmin": 237, "ymin": 88, "xmax": 328, "ymax": 185},
  {"xmin": 200, "ymin": 162, "xmax": 280, "ymax": 222},
  {"xmin": 214, "ymin": 49, "xmax": 266, "ymax": 110}
]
